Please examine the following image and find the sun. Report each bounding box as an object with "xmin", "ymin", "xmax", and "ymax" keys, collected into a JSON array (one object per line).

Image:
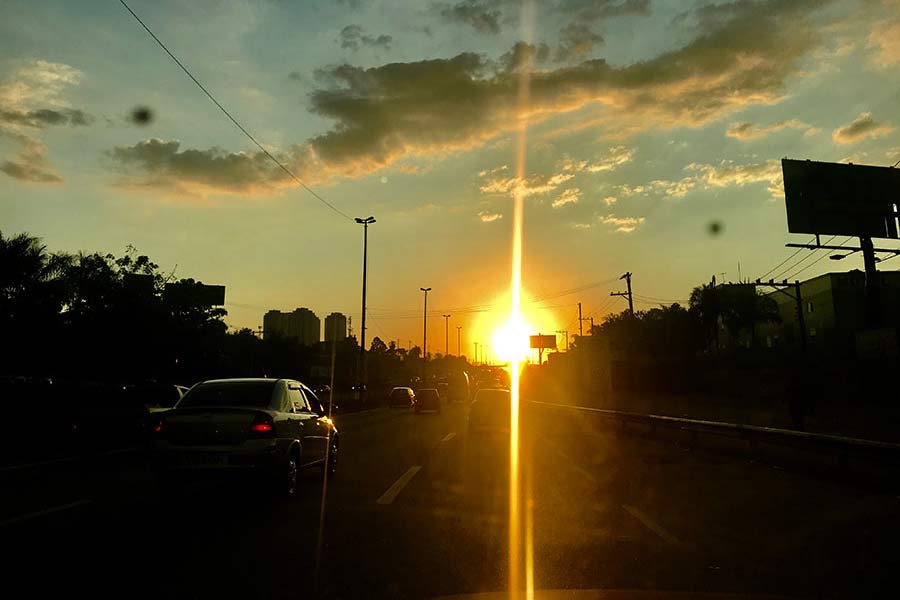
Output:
[{"xmin": 492, "ymin": 314, "xmax": 533, "ymax": 363}]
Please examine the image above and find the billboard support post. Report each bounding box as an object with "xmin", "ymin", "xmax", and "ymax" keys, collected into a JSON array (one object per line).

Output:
[{"xmin": 860, "ymin": 236, "xmax": 882, "ymax": 328}]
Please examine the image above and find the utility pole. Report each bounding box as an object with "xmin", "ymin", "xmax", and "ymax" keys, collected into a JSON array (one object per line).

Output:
[
  {"xmin": 753, "ymin": 279, "xmax": 807, "ymax": 352},
  {"xmin": 420, "ymin": 287, "xmax": 431, "ymax": 377},
  {"xmin": 355, "ymin": 217, "xmax": 375, "ymax": 405},
  {"xmin": 556, "ymin": 330, "xmax": 568, "ymax": 351},
  {"xmin": 442, "ymin": 314, "xmax": 451, "ymax": 356},
  {"xmin": 578, "ymin": 302, "xmax": 583, "ymax": 337},
  {"xmin": 610, "ymin": 271, "xmax": 634, "ymax": 316},
  {"xmin": 456, "ymin": 325, "xmax": 462, "ymax": 357}
]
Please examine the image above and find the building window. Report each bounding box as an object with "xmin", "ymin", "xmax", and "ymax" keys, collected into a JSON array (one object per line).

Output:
[{"xmin": 807, "ymin": 301, "xmax": 814, "ymax": 313}]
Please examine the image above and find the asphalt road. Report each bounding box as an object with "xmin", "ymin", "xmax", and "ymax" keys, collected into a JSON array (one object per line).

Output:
[{"xmin": 3, "ymin": 399, "xmax": 900, "ymax": 599}]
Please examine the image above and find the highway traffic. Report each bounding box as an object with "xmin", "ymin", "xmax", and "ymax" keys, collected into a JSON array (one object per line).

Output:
[{"xmin": 3, "ymin": 396, "xmax": 898, "ymax": 599}]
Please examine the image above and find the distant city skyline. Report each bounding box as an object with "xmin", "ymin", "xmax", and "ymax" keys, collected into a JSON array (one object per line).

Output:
[{"xmin": 2, "ymin": 1, "xmax": 898, "ymax": 363}]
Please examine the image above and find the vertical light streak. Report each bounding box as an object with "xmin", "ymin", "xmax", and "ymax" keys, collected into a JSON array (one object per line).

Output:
[{"xmin": 510, "ymin": 3, "xmax": 534, "ymax": 599}]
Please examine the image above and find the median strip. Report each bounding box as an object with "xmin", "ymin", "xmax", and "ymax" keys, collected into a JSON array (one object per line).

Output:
[
  {"xmin": 376, "ymin": 466, "xmax": 422, "ymax": 505},
  {"xmin": 622, "ymin": 504, "xmax": 681, "ymax": 546},
  {"xmin": 1, "ymin": 499, "xmax": 93, "ymax": 528}
]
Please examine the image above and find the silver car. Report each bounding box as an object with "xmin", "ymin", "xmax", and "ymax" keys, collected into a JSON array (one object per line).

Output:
[{"xmin": 154, "ymin": 378, "xmax": 339, "ymax": 495}]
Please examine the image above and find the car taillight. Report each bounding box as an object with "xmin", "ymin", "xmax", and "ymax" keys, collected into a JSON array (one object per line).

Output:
[{"xmin": 249, "ymin": 413, "xmax": 275, "ymax": 437}]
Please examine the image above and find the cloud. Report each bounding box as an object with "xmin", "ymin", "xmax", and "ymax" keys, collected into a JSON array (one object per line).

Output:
[
  {"xmin": 1, "ymin": 138, "xmax": 62, "ymax": 183},
  {"xmin": 479, "ymin": 170, "xmax": 575, "ymax": 197},
  {"xmin": 560, "ymin": 0, "xmax": 651, "ymax": 22},
  {"xmin": 0, "ymin": 107, "xmax": 93, "ymax": 129},
  {"xmin": 867, "ymin": 6, "xmax": 900, "ymax": 67},
  {"xmin": 479, "ymin": 211, "xmax": 503, "ymax": 222},
  {"xmin": 601, "ymin": 214, "xmax": 645, "ymax": 233},
  {"xmin": 832, "ymin": 112, "xmax": 894, "ymax": 144},
  {"xmin": 586, "ymin": 146, "xmax": 634, "ymax": 172},
  {"xmin": 437, "ymin": 1, "xmax": 501, "ymax": 34},
  {"xmin": 726, "ymin": 118, "xmax": 816, "ymax": 140},
  {"xmin": 500, "ymin": 42, "xmax": 550, "ymax": 72},
  {"xmin": 113, "ymin": 0, "xmax": 834, "ymax": 193},
  {"xmin": 107, "ymin": 138, "xmax": 293, "ymax": 197},
  {"xmin": 555, "ymin": 23, "xmax": 604, "ymax": 63},
  {"xmin": 338, "ymin": 24, "xmax": 393, "ymax": 51},
  {"xmin": 615, "ymin": 159, "xmax": 783, "ymax": 201},
  {"xmin": 0, "ymin": 59, "xmax": 83, "ymax": 112},
  {"xmin": 552, "ymin": 188, "xmax": 581, "ymax": 208},
  {"xmin": 0, "ymin": 59, "xmax": 87, "ymax": 183},
  {"xmin": 603, "ymin": 196, "xmax": 617, "ymax": 206}
]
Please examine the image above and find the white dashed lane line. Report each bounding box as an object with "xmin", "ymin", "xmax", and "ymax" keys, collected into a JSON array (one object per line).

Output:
[
  {"xmin": 441, "ymin": 432, "xmax": 456, "ymax": 443},
  {"xmin": 376, "ymin": 466, "xmax": 422, "ymax": 505}
]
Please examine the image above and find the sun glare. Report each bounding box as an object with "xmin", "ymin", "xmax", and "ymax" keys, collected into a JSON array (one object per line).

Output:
[{"xmin": 492, "ymin": 315, "xmax": 533, "ymax": 363}]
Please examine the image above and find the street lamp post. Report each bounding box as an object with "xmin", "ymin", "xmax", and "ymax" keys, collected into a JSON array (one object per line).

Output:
[
  {"xmin": 420, "ymin": 287, "xmax": 431, "ymax": 378},
  {"xmin": 355, "ymin": 216, "xmax": 376, "ymax": 404},
  {"xmin": 442, "ymin": 314, "xmax": 451, "ymax": 356},
  {"xmin": 456, "ymin": 326, "xmax": 462, "ymax": 357}
]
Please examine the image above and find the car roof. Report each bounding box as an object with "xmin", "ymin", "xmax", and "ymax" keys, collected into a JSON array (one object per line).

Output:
[
  {"xmin": 419, "ymin": 387, "xmax": 438, "ymax": 392},
  {"xmin": 200, "ymin": 378, "xmax": 284, "ymax": 384},
  {"xmin": 391, "ymin": 386, "xmax": 412, "ymax": 391},
  {"xmin": 476, "ymin": 387, "xmax": 510, "ymax": 393}
]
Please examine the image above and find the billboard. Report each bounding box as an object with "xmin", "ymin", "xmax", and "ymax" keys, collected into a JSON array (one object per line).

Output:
[
  {"xmin": 782, "ymin": 159, "xmax": 900, "ymax": 239},
  {"xmin": 529, "ymin": 335, "xmax": 557, "ymax": 350},
  {"xmin": 164, "ymin": 282, "xmax": 226, "ymax": 306}
]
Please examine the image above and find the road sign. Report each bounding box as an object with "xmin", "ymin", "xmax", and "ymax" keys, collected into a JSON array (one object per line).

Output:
[
  {"xmin": 782, "ymin": 159, "xmax": 900, "ymax": 239},
  {"xmin": 529, "ymin": 335, "xmax": 557, "ymax": 350},
  {"xmin": 164, "ymin": 282, "xmax": 225, "ymax": 306}
]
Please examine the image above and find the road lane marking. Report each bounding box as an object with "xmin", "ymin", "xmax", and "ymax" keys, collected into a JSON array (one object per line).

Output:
[
  {"xmin": 376, "ymin": 466, "xmax": 422, "ymax": 505},
  {"xmin": 622, "ymin": 504, "xmax": 681, "ymax": 546},
  {"xmin": 0, "ymin": 499, "xmax": 93, "ymax": 527},
  {"xmin": 441, "ymin": 432, "xmax": 456, "ymax": 443}
]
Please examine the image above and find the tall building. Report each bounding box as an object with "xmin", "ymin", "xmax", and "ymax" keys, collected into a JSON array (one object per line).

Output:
[
  {"xmin": 263, "ymin": 307, "xmax": 320, "ymax": 345},
  {"xmin": 324, "ymin": 312, "xmax": 348, "ymax": 343}
]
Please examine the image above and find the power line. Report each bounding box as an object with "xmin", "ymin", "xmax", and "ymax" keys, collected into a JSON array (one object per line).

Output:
[
  {"xmin": 757, "ymin": 236, "xmax": 814, "ymax": 280},
  {"xmin": 118, "ymin": 0, "xmax": 353, "ymax": 222},
  {"xmin": 771, "ymin": 235, "xmax": 837, "ymax": 281},
  {"xmin": 784, "ymin": 236, "xmax": 853, "ymax": 280}
]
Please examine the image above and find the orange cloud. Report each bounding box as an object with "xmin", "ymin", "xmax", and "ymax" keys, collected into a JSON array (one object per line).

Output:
[{"xmin": 832, "ymin": 112, "xmax": 894, "ymax": 144}]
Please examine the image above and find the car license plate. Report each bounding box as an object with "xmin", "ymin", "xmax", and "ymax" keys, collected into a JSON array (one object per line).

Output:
[{"xmin": 181, "ymin": 454, "xmax": 228, "ymax": 467}]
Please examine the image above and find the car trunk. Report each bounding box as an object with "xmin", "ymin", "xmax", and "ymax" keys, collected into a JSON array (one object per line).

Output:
[{"xmin": 162, "ymin": 408, "xmax": 269, "ymax": 446}]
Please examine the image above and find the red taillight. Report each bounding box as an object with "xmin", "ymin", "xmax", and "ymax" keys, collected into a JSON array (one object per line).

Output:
[
  {"xmin": 154, "ymin": 421, "xmax": 163, "ymax": 433},
  {"xmin": 249, "ymin": 413, "xmax": 275, "ymax": 437}
]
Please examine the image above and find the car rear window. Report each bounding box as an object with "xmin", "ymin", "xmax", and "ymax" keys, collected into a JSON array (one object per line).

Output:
[
  {"xmin": 178, "ymin": 381, "xmax": 275, "ymax": 408},
  {"xmin": 390, "ymin": 388, "xmax": 408, "ymax": 397},
  {"xmin": 419, "ymin": 389, "xmax": 438, "ymax": 400}
]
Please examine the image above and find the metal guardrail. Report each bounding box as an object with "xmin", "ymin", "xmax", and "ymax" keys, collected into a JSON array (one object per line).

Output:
[{"xmin": 530, "ymin": 400, "xmax": 900, "ymax": 460}]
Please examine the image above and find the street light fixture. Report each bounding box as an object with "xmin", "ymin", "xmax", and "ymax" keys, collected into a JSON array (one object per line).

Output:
[{"xmin": 355, "ymin": 216, "xmax": 375, "ymax": 404}]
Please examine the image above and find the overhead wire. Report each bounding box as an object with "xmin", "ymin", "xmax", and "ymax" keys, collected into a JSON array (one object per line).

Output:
[
  {"xmin": 784, "ymin": 236, "xmax": 853, "ymax": 280},
  {"xmin": 769, "ymin": 235, "xmax": 837, "ymax": 280},
  {"xmin": 118, "ymin": 0, "xmax": 354, "ymax": 222}
]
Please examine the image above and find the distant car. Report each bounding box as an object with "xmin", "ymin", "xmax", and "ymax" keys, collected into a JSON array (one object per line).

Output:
[
  {"xmin": 154, "ymin": 378, "xmax": 339, "ymax": 495},
  {"xmin": 467, "ymin": 388, "xmax": 510, "ymax": 434},
  {"xmin": 414, "ymin": 388, "xmax": 441, "ymax": 414},
  {"xmin": 388, "ymin": 386, "xmax": 416, "ymax": 408}
]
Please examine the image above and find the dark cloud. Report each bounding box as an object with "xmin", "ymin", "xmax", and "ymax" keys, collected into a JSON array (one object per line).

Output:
[
  {"xmin": 500, "ymin": 42, "xmax": 550, "ymax": 71},
  {"xmin": 108, "ymin": 138, "xmax": 292, "ymax": 196},
  {"xmin": 832, "ymin": 112, "xmax": 893, "ymax": 144},
  {"xmin": 0, "ymin": 107, "xmax": 93, "ymax": 128},
  {"xmin": 111, "ymin": 0, "xmax": 833, "ymax": 193},
  {"xmin": 437, "ymin": 1, "xmax": 502, "ymax": 34},
  {"xmin": 559, "ymin": 0, "xmax": 651, "ymax": 22},
  {"xmin": 1, "ymin": 138, "xmax": 62, "ymax": 183},
  {"xmin": 555, "ymin": 23, "xmax": 604, "ymax": 63},
  {"xmin": 339, "ymin": 24, "xmax": 393, "ymax": 51}
]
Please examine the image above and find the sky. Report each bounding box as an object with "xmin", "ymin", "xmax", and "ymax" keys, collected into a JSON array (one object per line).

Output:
[{"xmin": 2, "ymin": 0, "xmax": 899, "ymax": 360}]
